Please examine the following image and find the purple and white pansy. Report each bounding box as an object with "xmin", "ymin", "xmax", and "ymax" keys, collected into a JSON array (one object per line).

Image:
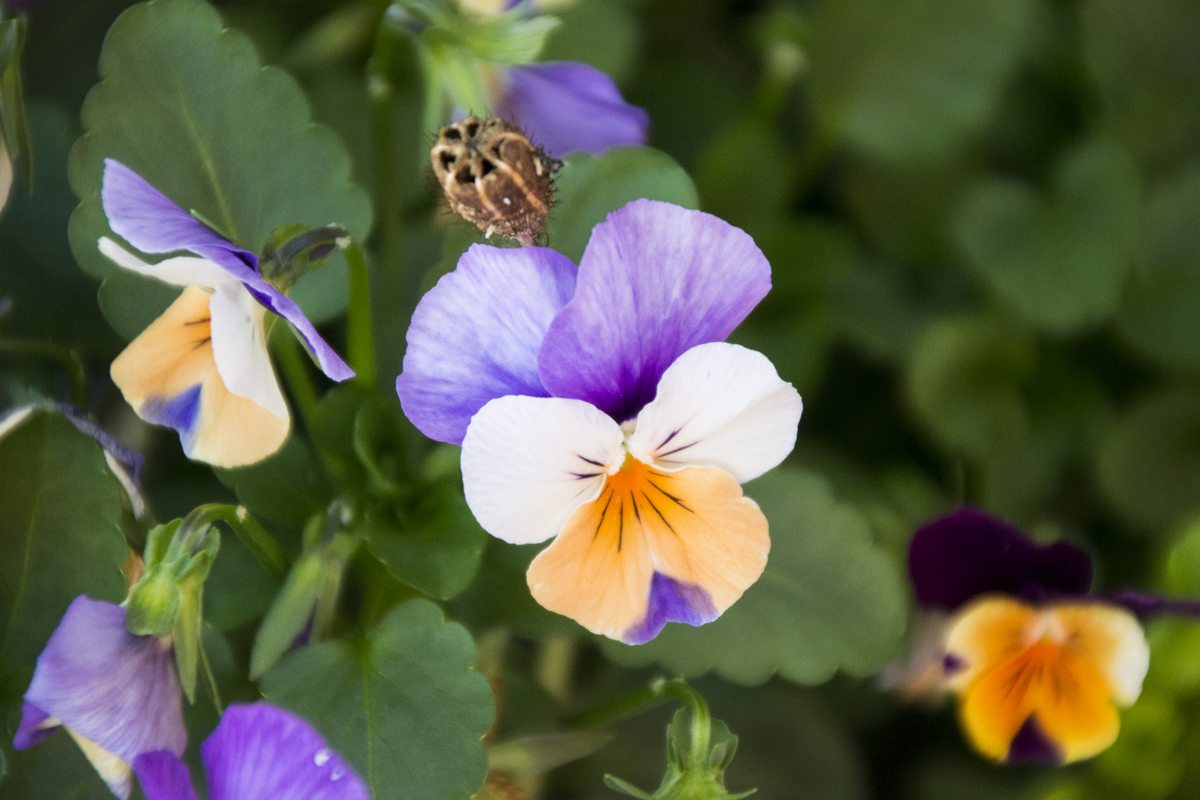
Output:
[
  {"xmin": 97, "ymin": 159, "xmax": 353, "ymax": 468},
  {"xmin": 14, "ymin": 596, "xmax": 186, "ymax": 799},
  {"xmin": 134, "ymin": 703, "xmax": 367, "ymax": 800},
  {"xmin": 397, "ymin": 199, "xmax": 802, "ymax": 643}
]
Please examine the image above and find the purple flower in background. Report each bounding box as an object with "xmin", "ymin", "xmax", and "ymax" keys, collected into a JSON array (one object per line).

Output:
[
  {"xmin": 133, "ymin": 703, "xmax": 368, "ymax": 800},
  {"xmin": 491, "ymin": 61, "xmax": 649, "ymax": 158},
  {"xmin": 97, "ymin": 159, "xmax": 353, "ymax": 468},
  {"xmin": 397, "ymin": 199, "xmax": 802, "ymax": 643},
  {"xmin": 13, "ymin": 596, "xmax": 186, "ymax": 799},
  {"xmin": 902, "ymin": 508, "xmax": 1200, "ymax": 766}
]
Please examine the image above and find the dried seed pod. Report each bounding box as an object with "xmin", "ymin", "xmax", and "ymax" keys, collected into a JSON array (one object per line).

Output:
[{"xmin": 431, "ymin": 117, "xmax": 561, "ymax": 247}]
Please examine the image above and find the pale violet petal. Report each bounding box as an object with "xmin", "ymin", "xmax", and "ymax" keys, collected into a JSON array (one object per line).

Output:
[
  {"xmin": 99, "ymin": 237, "xmax": 234, "ymax": 289},
  {"xmin": 461, "ymin": 395, "xmax": 625, "ymax": 544},
  {"xmin": 538, "ymin": 200, "xmax": 772, "ymax": 423},
  {"xmin": 209, "ymin": 282, "xmax": 288, "ymax": 420},
  {"xmin": 625, "ymin": 342, "xmax": 802, "ymax": 482}
]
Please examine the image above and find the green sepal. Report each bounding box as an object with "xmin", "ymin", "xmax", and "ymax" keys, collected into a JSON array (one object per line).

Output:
[
  {"xmin": 422, "ymin": 30, "xmax": 490, "ymax": 116},
  {"xmin": 123, "ymin": 565, "xmax": 182, "ymax": 638},
  {"xmin": 249, "ymin": 552, "xmax": 323, "ymax": 679},
  {"xmin": 259, "ymin": 223, "xmax": 349, "ymax": 291},
  {"xmin": 459, "ymin": 9, "xmax": 560, "ymax": 65},
  {"xmin": 172, "ymin": 573, "xmax": 206, "ymax": 704},
  {"xmin": 0, "ymin": 16, "xmax": 31, "ymax": 188}
]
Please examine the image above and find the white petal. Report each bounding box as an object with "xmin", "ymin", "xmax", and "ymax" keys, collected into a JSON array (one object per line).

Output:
[
  {"xmin": 461, "ymin": 395, "xmax": 625, "ymax": 545},
  {"xmin": 98, "ymin": 237, "xmax": 233, "ymax": 289},
  {"xmin": 209, "ymin": 282, "xmax": 288, "ymax": 420},
  {"xmin": 626, "ymin": 342, "xmax": 802, "ymax": 482}
]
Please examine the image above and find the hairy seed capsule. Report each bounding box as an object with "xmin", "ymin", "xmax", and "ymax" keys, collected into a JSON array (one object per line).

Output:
[{"xmin": 431, "ymin": 117, "xmax": 561, "ymax": 247}]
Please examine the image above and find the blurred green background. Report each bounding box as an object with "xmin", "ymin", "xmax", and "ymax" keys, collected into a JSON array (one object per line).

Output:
[{"xmin": 4, "ymin": 0, "xmax": 1200, "ymax": 798}]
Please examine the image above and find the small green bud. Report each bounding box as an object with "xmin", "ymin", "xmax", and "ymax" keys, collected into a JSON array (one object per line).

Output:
[{"xmin": 124, "ymin": 566, "xmax": 181, "ymax": 638}]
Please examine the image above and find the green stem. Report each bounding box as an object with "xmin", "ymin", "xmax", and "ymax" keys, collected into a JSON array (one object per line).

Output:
[
  {"xmin": 0, "ymin": 338, "xmax": 87, "ymax": 407},
  {"xmin": 659, "ymin": 680, "xmax": 711, "ymax": 765},
  {"xmin": 199, "ymin": 627, "xmax": 224, "ymax": 715},
  {"xmin": 568, "ymin": 678, "xmax": 713, "ymax": 762},
  {"xmin": 269, "ymin": 327, "xmax": 318, "ymax": 432},
  {"xmin": 368, "ymin": 22, "xmax": 405, "ymax": 308},
  {"xmin": 341, "ymin": 234, "xmax": 376, "ymax": 388}
]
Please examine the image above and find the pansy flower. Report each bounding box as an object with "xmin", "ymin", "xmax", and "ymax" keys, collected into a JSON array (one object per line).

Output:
[
  {"xmin": 13, "ymin": 596, "xmax": 186, "ymax": 799},
  {"xmin": 97, "ymin": 159, "xmax": 354, "ymax": 467},
  {"xmin": 133, "ymin": 703, "xmax": 368, "ymax": 800},
  {"xmin": 397, "ymin": 199, "xmax": 802, "ymax": 643},
  {"xmin": 908, "ymin": 508, "xmax": 1200, "ymax": 765}
]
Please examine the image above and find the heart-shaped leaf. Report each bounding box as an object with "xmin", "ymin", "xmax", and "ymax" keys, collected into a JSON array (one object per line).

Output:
[
  {"xmin": 601, "ymin": 467, "xmax": 907, "ymax": 685},
  {"xmin": 955, "ymin": 138, "xmax": 1141, "ymax": 334},
  {"xmin": 67, "ymin": 0, "xmax": 372, "ymax": 340},
  {"xmin": 262, "ymin": 599, "xmax": 495, "ymax": 800},
  {"xmin": 0, "ymin": 409, "xmax": 128, "ymax": 673},
  {"xmin": 807, "ymin": 0, "xmax": 1036, "ymax": 164}
]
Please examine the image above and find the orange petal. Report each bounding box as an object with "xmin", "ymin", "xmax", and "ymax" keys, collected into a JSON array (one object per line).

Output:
[
  {"xmin": 526, "ymin": 460, "xmax": 768, "ymax": 642},
  {"xmin": 111, "ymin": 286, "xmax": 288, "ymax": 467},
  {"xmin": 945, "ymin": 596, "xmax": 1038, "ymax": 688}
]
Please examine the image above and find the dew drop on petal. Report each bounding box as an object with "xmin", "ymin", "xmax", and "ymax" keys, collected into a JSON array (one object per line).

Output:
[
  {"xmin": 314, "ymin": 748, "xmax": 332, "ymax": 767},
  {"xmin": 331, "ymin": 767, "xmax": 345, "ymax": 781}
]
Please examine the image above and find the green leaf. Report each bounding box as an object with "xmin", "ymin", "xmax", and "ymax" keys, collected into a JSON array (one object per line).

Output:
[
  {"xmin": 807, "ymin": 0, "xmax": 1035, "ymax": 163},
  {"xmin": 0, "ymin": 410, "xmax": 127, "ymax": 672},
  {"xmin": 547, "ymin": 147, "xmax": 699, "ymax": 264},
  {"xmin": 361, "ymin": 478, "xmax": 488, "ymax": 600},
  {"xmin": 906, "ymin": 314, "xmax": 1036, "ymax": 461},
  {"xmin": 539, "ymin": 0, "xmax": 640, "ymax": 83},
  {"xmin": 67, "ymin": 0, "xmax": 372, "ymax": 341},
  {"xmin": 262, "ymin": 599, "xmax": 495, "ymax": 800},
  {"xmin": 954, "ymin": 138, "xmax": 1141, "ymax": 334},
  {"xmin": 600, "ymin": 467, "xmax": 907, "ymax": 685},
  {"xmin": 0, "ymin": 723, "xmax": 115, "ymax": 800},
  {"xmin": 1098, "ymin": 389, "xmax": 1200, "ymax": 533},
  {"xmin": 250, "ymin": 553, "xmax": 322, "ymax": 679},
  {"xmin": 1118, "ymin": 164, "xmax": 1200, "ymax": 370},
  {"xmin": 216, "ymin": 433, "xmax": 329, "ymax": 534}
]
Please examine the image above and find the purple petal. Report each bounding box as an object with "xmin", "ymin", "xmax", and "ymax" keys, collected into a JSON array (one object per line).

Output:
[
  {"xmin": 908, "ymin": 508, "xmax": 1093, "ymax": 611},
  {"xmin": 202, "ymin": 703, "xmax": 369, "ymax": 800},
  {"xmin": 133, "ymin": 751, "xmax": 199, "ymax": 800},
  {"xmin": 623, "ymin": 573, "xmax": 719, "ymax": 645},
  {"xmin": 493, "ymin": 62, "xmax": 649, "ymax": 158},
  {"xmin": 21, "ymin": 596, "xmax": 186, "ymax": 763},
  {"xmin": 101, "ymin": 159, "xmax": 259, "ymax": 282},
  {"xmin": 538, "ymin": 200, "xmax": 771, "ymax": 423},
  {"xmin": 397, "ymin": 244, "xmax": 577, "ymax": 444},
  {"xmin": 247, "ymin": 280, "xmax": 354, "ymax": 381},
  {"xmin": 1007, "ymin": 717, "xmax": 1062, "ymax": 764},
  {"xmin": 102, "ymin": 160, "xmax": 352, "ymax": 382},
  {"xmin": 1104, "ymin": 589, "xmax": 1200, "ymax": 620},
  {"xmin": 13, "ymin": 702, "xmax": 56, "ymax": 750}
]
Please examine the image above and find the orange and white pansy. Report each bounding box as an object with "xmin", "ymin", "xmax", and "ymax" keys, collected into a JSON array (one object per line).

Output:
[
  {"xmin": 97, "ymin": 159, "xmax": 353, "ymax": 467},
  {"xmin": 903, "ymin": 509, "xmax": 1200, "ymax": 764},
  {"xmin": 397, "ymin": 200, "xmax": 802, "ymax": 643}
]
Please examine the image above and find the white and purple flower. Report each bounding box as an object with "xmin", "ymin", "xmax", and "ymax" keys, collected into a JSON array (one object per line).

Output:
[
  {"xmin": 397, "ymin": 199, "xmax": 802, "ymax": 643},
  {"xmin": 133, "ymin": 703, "xmax": 368, "ymax": 800},
  {"xmin": 13, "ymin": 596, "xmax": 186, "ymax": 799},
  {"xmin": 98, "ymin": 159, "xmax": 354, "ymax": 468}
]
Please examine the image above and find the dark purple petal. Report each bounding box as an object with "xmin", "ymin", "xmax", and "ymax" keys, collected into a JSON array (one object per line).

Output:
[
  {"xmin": 21, "ymin": 596, "xmax": 186, "ymax": 762},
  {"xmin": 492, "ymin": 62, "xmax": 649, "ymax": 158},
  {"xmin": 13, "ymin": 702, "xmax": 56, "ymax": 750},
  {"xmin": 101, "ymin": 159, "xmax": 259, "ymax": 282},
  {"xmin": 538, "ymin": 200, "xmax": 772, "ymax": 423},
  {"xmin": 397, "ymin": 244, "xmax": 577, "ymax": 444},
  {"xmin": 908, "ymin": 508, "xmax": 1093, "ymax": 611},
  {"xmin": 133, "ymin": 751, "xmax": 199, "ymax": 800},
  {"xmin": 623, "ymin": 573, "xmax": 719, "ymax": 645},
  {"xmin": 1006, "ymin": 717, "xmax": 1062, "ymax": 764},
  {"xmin": 1104, "ymin": 589, "xmax": 1200, "ymax": 620},
  {"xmin": 202, "ymin": 703, "xmax": 369, "ymax": 800}
]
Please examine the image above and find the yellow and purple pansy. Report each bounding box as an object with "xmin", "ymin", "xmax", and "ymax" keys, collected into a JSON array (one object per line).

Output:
[
  {"xmin": 14, "ymin": 596, "xmax": 186, "ymax": 799},
  {"xmin": 908, "ymin": 509, "xmax": 1200, "ymax": 765},
  {"xmin": 133, "ymin": 703, "xmax": 367, "ymax": 800},
  {"xmin": 97, "ymin": 159, "xmax": 354, "ymax": 468},
  {"xmin": 396, "ymin": 199, "xmax": 802, "ymax": 644}
]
